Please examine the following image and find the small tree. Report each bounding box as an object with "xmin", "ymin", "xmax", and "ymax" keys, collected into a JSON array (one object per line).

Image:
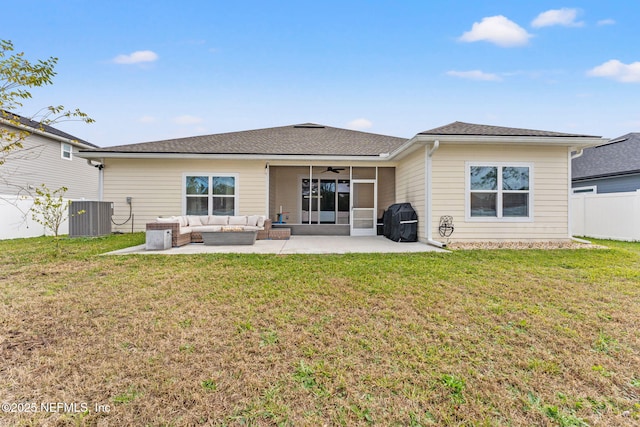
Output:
[
  {"xmin": 31, "ymin": 184, "xmax": 72, "ymax": 244},
  {"xmin": 1, "ymin": 39, "xmax": 93, "ymax": 230},
  {"xmin": 1, "ymin": 39, "xmax": 93, "ymax": 166}
]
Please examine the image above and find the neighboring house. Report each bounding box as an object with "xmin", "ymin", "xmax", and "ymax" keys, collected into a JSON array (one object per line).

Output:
[
  {"xmin": 0, "ymin": 113, "xmax": 100, "ymax": 239},
  {"xmin": 79, "ymin": 121, "xmax": 604, "ymax": 244},
  {"xmin": 572, "ymin": 132, "xmax": 640, "ymax": 194}
]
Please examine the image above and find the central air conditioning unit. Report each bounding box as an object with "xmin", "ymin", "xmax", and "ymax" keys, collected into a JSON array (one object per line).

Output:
[{"xmin": 69, "ymin": 201, "xmax": 113, "ymax": 237}]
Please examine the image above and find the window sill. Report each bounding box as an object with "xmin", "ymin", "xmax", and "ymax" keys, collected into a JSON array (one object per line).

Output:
[{"xmin": 465, "ymin": 216, "xmax": 534, "ymax": 223}]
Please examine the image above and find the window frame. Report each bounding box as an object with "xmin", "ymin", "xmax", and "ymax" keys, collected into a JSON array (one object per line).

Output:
[
  {"xmin": 465, "ymin": 162, "xmax": 534, "ymax": 222},
  {"xmin": 61, "ymin": 143, "xmax": 73, "ymax": 160},
  {"xmin": 182, "ymin": 173, "xmax": 239, "ymax": 216}
]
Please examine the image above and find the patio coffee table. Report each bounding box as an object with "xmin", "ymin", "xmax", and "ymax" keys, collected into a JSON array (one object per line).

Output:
[{"xmin": 201, "ymin": 230, "xmax": 258, "ymax": 246}]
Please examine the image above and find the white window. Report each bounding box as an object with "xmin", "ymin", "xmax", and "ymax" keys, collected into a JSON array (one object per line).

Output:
[
  {"xmin": 184, "ymin": 174, "xmax": 238, "ymax": 215},
  {"xmin": 61, "ymin": 143, "xmax": 72, "ymax": 160},
  {"xmin": 466, "ymin": 163, "xmax": 533, "ymax": 221}
]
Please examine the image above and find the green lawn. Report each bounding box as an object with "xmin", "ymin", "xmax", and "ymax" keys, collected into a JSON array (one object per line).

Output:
[{"xmin": 1, "ymin": 234, "xmax": 639, "ymax": 426}]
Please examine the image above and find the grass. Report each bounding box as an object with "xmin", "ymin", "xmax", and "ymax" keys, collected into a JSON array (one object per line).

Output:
[{"xmin": 1, "ymin": 234, "xmax": 639, "ymax": 425}]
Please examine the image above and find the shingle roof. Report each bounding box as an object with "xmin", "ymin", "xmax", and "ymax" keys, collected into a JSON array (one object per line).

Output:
[
  {"xmin": 572, "ymin": 132, "xmax": 640, "ymax": 180},
  {"xmin": 420, "ymin": 121, "xmax": 599, "ymax": 138},
  {"xmin": 82, "ymin": 123, "xmax": 407, "ymax": 156},
  {"xmin": 1, "ymin": 111, "xmax": 98, "ymax": 148}
]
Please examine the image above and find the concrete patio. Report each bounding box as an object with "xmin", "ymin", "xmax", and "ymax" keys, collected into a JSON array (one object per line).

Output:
[{"xmin": 107, "ymin": 235, "xmax": 448, "ymax": 255}]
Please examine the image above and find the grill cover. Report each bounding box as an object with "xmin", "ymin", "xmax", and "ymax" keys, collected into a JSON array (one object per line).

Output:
[{"xmin": 383, "ymin": 203, "xmax": 418, "ymax": 242}]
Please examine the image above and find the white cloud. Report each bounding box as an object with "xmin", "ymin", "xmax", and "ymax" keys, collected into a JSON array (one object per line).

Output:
[
  {"xmin": 597, "ymin": 19, "xmax": 616, "ymax": 26},
  {"xmin": 138, "ymin": 115, "xmax": 156, "ymax": 124},
  {"xmin": 347, "ymin": 118, "xmax": 373, "ymax": 130},
  {"xmin": 173, "ymin": 115, "xmax": 204, "ymax": 125},
  {"xmin": 113, "ymin": 50, "xmax": 159, "ymax": 64},
  {"xmin": 446, "ymin": 70, "xmax": 502, "ymax": 81},
  {"xmin": 459, "ymin": 16, "xmax": 532, "ymax": 47},
  {"xmin": 587, "ymin": 60, "xmax": 640, "ymax": 83},
  {"xmin": 531, "ymin": 8, "xmax": 584, "ymax": 28}
]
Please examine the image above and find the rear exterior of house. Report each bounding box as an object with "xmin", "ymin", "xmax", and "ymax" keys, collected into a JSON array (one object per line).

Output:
[
  {"xmin": 429, "ymin": 143, "xmax": 571, "ymax": 242},
  {"xmin": 570, "ymin": 133, "xmax": 640, "ymax": 241},
  {"xmin": 80, "ymin": 122, "xmax": 603, "ymax": 245},
  {"xmin": 0, "ymin": 115, "xmax": 100, "ymax": 239}
]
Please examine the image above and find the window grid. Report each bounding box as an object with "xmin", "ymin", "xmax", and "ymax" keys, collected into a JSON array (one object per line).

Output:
[
  {"xmin": 467, "ymin": 163, "xmax": 532, "ymax": 221},
  {"xmin": 185, "ymin": 174, "xmax": 237, "ymax": 216},
  {"xmin": 61, "ymin": 143, "xmax": 72, "ymax": 160}
]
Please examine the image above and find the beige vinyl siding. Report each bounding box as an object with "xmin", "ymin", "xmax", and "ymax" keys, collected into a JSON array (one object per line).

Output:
[
  {"xmin": 377, "ymin": 167, "xmax": 396, "ymax": 217},
  {"xmin": 0, "ymin": 126, "xmax": 98, "ymax": 199},
  {"xmin": 395, "ymin": 146, "xmax": 426, "ymax": 240},
  {"xmin": 431, "ymin": 144, "xmax": 570, "ymax": 242},
  {"xmin": 103, "ymin": 158, "xmax": 267, "ymax": 232}
]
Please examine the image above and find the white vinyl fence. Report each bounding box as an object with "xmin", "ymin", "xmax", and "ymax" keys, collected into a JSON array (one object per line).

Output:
[
  {"xmin": 571, "ymin": 190, "xmax": 640, "ymax": 241},
  {"xmin": 0, "ymin": 194, "xmax": 69, "ymax": 240}
]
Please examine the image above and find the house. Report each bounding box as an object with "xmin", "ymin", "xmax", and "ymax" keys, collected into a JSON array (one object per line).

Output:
[
  {"xmin": 0, "ymin": 113, "xmax": 100, "ymax": 239},
  {"xmin": 572, "ymin": 132, "xmax": 640, "ymax": 194},
  {"xmin": 78, "ymin": 121, "xmax": 604, "ymax": 245},
  {"xmin": 570, "ymin": 132, "xmax": 640, "ymax": 241}
]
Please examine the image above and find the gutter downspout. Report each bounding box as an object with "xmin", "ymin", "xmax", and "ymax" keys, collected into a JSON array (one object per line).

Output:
[
  {"xmin": 87, "ymin": 159, "xmax": 104, "ymax": 200},
  {"xmin": 426, "ymin": 140, "xmax": 446, "ymax": 248},
  {"xmin": 98, "ymin": 161, "xmax": 103, "ymax": 201},
  {"xmin": 571, "ymin": 148, "xmax": 584, "ymax": 160},
  {"xmin": 568, "ymin": 147, "xmax": 584, "ymax": 240}
]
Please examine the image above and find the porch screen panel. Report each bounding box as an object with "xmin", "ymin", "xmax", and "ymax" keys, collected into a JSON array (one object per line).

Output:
[{"xmin": 337, "ymin": 180, "xmax": 350, "ymax": 224}]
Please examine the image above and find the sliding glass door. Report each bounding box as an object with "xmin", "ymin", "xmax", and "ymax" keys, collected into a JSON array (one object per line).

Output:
[{"xmin": 302, "ymin": 178, "xmax": 350, "ymax": 224}]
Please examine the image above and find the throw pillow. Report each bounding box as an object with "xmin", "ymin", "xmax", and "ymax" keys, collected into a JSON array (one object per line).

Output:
[
  {"xmin": 228, "ymin": 216, "xmax": 248, "ymax": 226},
  {"xmin": 187, "ymin": 215, "xmax": 202, "ymax": 226}
]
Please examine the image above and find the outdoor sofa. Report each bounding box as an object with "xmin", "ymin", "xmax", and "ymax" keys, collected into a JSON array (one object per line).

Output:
[{"xmin": 146, "ymin": 215, "xmax": 272, "ymax": 247}]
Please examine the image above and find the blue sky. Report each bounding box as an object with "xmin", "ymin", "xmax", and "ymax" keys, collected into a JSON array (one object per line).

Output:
[{"xmin": 3, "ymin": 1, "xmax": 638, "ymax": 146}]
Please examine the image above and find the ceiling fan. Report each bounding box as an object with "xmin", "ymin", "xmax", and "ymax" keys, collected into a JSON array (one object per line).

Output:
[{"xmin": 323, "ymin": 166, "xmax": 345, "ymax": 174}]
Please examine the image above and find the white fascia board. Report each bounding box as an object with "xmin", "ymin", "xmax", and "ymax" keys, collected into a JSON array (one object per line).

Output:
[
  {"xmin": 76, "ymin": 151, "xmax": 395, "ymax": 162},
  {"xmin": 386, "ymin": 135, "xmax": 426, "ymax": 160},
  {"xmin": 386, "ymin": 134, "xmax": 608, "ymax": 161},
  {"xmin": 411, "ymin": 134, "xmax": 607, "ymax": 147}
]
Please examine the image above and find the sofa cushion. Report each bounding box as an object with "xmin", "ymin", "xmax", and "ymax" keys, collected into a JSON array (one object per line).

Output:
[
  {"xmin": 177, "ymin": 216, "xmax": 187, "ymax": 227},
  {"xmin": 187, "ymin": 215, "xmax": 203, "ymax": 226},
  {"xmin": 242, "ymin": 225, "xmax": 262, "ymax": 231},
  {"xmin": 229, "ymin": 215, "xmax": 248, "ymax": 226},
  {"xmin": 179, "ymin": 226, "xmax": 193, "ymax": 234},
  {"xmin": 208, "ymin": 215, "xmax": 229, "ymax": 225},
  {"xmin": 195, "ymin": 225, "xmax": 223, "ymax": 232},
  {"xmin": 256, "ymin": 216, "xmax": 266, "ymax": 228},
  {"xmin": 157, "ymin": 217, "xmax": 178, "ymax": 223},
  {"xmin": 247, "ymin": 215, "xmax": 261, "ymax": 227}
]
